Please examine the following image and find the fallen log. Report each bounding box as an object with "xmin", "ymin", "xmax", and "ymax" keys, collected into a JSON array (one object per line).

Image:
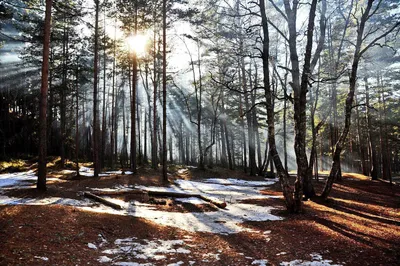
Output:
[
  {"xmin": 89, "ymin": 189, "xmax": 146, "ymax": 196},
  {"xmin": 198, "ymin": 194, "xmax": 227, "ymax": 209},
  {"xmin": 145, "ymin": 190, "xmax": 227, "ymax": 209},
  {"xmin": 83, "ymin": 192, "xmax": 123, "ymax": 210}
]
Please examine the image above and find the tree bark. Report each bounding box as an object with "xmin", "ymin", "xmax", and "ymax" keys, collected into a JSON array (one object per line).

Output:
[
  {"xmin": 322, "ymin": 0, "xmax": 375, "ymax": 198},
  {"xmin": 93, "ymin": 0, "xmax": 101, "ymax": 177},
  {"xmin": 365, "ymin": 77, "xmax": 378, "ymax": 180},
  {"xmin": 130, "ymin": 4, "xmax": 138, "ymax": 174},
  {"xmin": 37, "ymin": 0, "xmax": 52, "ymax": 191},
  {"xmin": 260, "ymin": 0, "xmax": 295, "ymax": 212},
  {"xmin": 162, "ymin": 0, "xmax": 168, "ymax": 181}
]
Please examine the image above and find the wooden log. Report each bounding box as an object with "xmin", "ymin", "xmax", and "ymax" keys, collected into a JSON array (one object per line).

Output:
[
  {"xmin": 198, "ymin": 194, "xmax": 227, "ymax": 209},
  {"xmin": 146, "ymin": 190, "xmax": 197, "ymax": 198},
  {"xmin": 90, "ymin": 189, "xmax": 146, "ymax": 196},
  {"xmin": 83, "ymin": 192, "xmax": 123, "ymax": 210},
  {"xmin": 145, "ymin": 190, "xmax": 227, "ymax": 209}
]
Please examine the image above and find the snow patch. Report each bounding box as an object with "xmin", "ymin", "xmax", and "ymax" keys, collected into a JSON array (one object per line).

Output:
[
  {"xmin": 280, "ymin": 253, "xmax": 342, "ymax": 266},
  {"xmin": 99, "ymin": 238, "xmax": 191, "ymax": 264},
  {"xmin": 167, "ymin": 261, "xmax": 184, "ymax": 266},
  {"xmin": 34, "ymin": 256, "xmax": 49, "ymax": 261},
  {"xmin": 203, "ymin": 178, "xmax": 278, "ymax": 186},
  {"xmin": 252, "ymin": 259, "xmax": 268, "ymax": 266},
  {"xmin": 88, "ymin": 243, "xmax": 98, "ymax": 250},
  {"xmin": 0, "ymin": 173, "xmax": 282, "ymax": 235},
  {"xmin": 174, "ymin": 197, "xmax": 206, "ymax": 204}
]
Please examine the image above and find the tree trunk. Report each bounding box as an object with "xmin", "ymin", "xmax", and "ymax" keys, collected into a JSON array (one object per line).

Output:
[
  {"xmin": 152, "ymin": 28, "xmax": 158, "ymax": 169},
  {"xmin": 110, "ymin": 25, "xmax": 117, "ymax": 169},
  {"xmin": 355, "ymin": 93, "xmax": 368, "ymax": 175},
  {"xmin": 101, "ymin": 14, "xmax": 107, "ymax": 168},
  {"xmin": 378, "ymin": 74, "xmax": 391, "ymax": 182},
  {"xmin": 162, "ymin": 0, "xmax": 168, "ymax": 181},
  {"xmin": 130, "ymin": 5, "xmax": 138, "ymax": 174},
  {"xmin": 75, "ymin": 59, "xmax": 80, "ymax": 177},
  {"xmin": 37, "ymin": 0, "xmax": 52, "ymax": 191},
  {"xmin": 322, "ymin": 0, "xmax": 375, "ymax": 198},
  {"xmin": 60, "ymin": 16, "xmax": 68, "ymax": 167},
  {"xmin": 93, "ymin": 0, "xmax": 101, "ymax": 177},
  {"xmin": 261, "ymin": 0, "xmax": 297, "ymax": 212},
  {"xmin": 365, "ymin": 77, "xmax": 378, "ymax": 180},
  {"xmin": 283, "ymin": 0, "xmax": 319, "ymax": 209}
]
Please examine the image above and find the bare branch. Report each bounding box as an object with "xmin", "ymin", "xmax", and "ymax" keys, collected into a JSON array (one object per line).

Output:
[
  {"xmin": 240, "ymin": 102, "xmax": 267, "ymax": 118},
  {"xmin": 267, "ymin": 19, "xmax": 289, "ymax": 43},
  {"xmin": 359, "ymin": 21, "xmax": 400, "ymax": 57},
  {"xmin": 269, "ymin": 0, "xmax": 288, "ymax": 21}
]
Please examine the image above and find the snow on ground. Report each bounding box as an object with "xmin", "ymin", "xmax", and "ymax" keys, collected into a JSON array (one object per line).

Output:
[
  {"xmin": 62, "ymin": 168, "xmax": 133, "ymax": 177},
  {"xmin": 96, "ymin": 236, "xmax": 342, "ymax": 266},
  {"xmin": 0, "ymin": 195, "xmax": 91, "ymax": 206},
  {"xmin": 252, "ymin": 259, "xmax": 269, "ymax": 266},
  {"xmin": 280, "ymin": 253, "xmax": 342, "ymax": 266},
  {"xmin": 137, "ymin": 178, "xmax": 281, "ymax": 203},
  {"xmin": 0, "ymin": 170, "xmax": 40, "ymax": 189},
  {"xmin": 0, "ymin": 171, "xmax": 60, "ymax": 191},
  {"xmin": 80, "ymin": 178, "xmax": 283, "ymax": 234},
  {"xmin": 203, "ymin": 178, "xmax": 277, "ymax": 187},
  {"xmin": 0, "ymin": 171, "xmax": 283, "ymax": 234},
  {"xmin": 80, "ymin": 196, "xmax": 282, "ymax": 234},
  {"xmin": 97, "ymin": 237, "xmax": 191, "ymax": 265}
]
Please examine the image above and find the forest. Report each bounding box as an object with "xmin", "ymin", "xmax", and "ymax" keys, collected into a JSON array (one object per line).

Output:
[{"xmin": 0, "ymin": 0, "xmax": 399, "ymax": 265}]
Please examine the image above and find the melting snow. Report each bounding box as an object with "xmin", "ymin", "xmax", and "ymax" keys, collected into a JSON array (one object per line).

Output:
[
  {"xmin": 174, "ymin": 197, "xmax": 206, "ymax": 204},
  {"xmin": 99, "ymin": 238, "xmax": 190, "ymax": 265},
  {"xmin": 34, "ymin": 256, "xmax": 49, "ymax": 261},
  {"xmin": 0, "ymin": 171, "xmax": 58, "ymax": 190},
  {"xmin": 280, "ymin": 253, "xmax": 342, "ymax": 266},
  {"xmin": 203, "ymin": 178, "xmax": 278, "ymax": 186},
  {"xmin": 88, "ymin": 243, "xmax": 98, "ymax": 250},
  {"xmin": 0, "ymin": 173, "xmax": 283, "ymax": 234},
  {"xmin": 252, "ymin": 259, "xmax": 269, "ymax": 266},
  {"xmin": 0, "ymin": 195, "xmax": 90, "ymax": 206}
]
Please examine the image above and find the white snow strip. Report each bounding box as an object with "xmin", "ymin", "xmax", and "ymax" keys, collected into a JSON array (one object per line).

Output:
[
  {"xmin": 0, "ymin": 195, "xmax": 91, "ymax": 206},
  {"xmin": 174, "ymin": 197, "xmax": 206, "ymax": 204},
  {"xmin": 114, "ymin": 262, "xmax": 152, "ymax": 266},
  {"xmin": 88, "ymin": 243, "xmax": 98, "ymax": 250},
  {"xmin": 0, "ymin": 171, "xmax": 58, "ymax": 190},
  {"xmin": 167, "ymin": 261, "xmax": 184, "ymax": 266},
  {"xmin": 203, "ymin": 178, "xmax": 278, "ymax": 186},
  {"xmin": 0, "ymin": 171, "xmax": 39, "ymax": 189},
  {"xmin": 34, "ymin": 256, "xmax": 49, "ymax": 261},
  {"xmin": 280, "ymin": 253, "xmax": 342, "ymax": 266},
  {"xmin": 252, "ymin": 259, "xmax": 268, "ymax": 266}
]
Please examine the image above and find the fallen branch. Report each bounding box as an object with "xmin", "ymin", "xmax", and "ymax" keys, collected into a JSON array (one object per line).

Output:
[
  {"xmin": 89, "ymin": 189, "xmax": 146, "ymax": 196},
  {"xmin": 145, "ymin": 190, "xmax": 227, "ymax": 209},
  {"xmin": 83, "ymin": 192, "xmax": 123, "ymax": 210}
]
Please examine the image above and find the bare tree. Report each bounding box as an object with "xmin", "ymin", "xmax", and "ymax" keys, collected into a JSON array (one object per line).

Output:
[
  {"xmin": 93, "ymin": 0, "xmax": 101, "ymax": 177},
  {"xmin": 37, "ymin": 0, "xmax": 53, "ymax": 191},
  {"xmin": 322, "ymin": 0, "xmax": 400, "ymax": 198}
]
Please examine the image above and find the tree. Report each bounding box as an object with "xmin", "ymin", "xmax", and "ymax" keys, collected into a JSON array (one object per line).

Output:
[
  {"xmin": 93, "ymin": 0, "xmax": 101, "ymax": 177},
  {"xmin": 259, "ymin": 0, "xmax": 295, "ymax": 212},
  {"xmin": 162, "ymin": 0, "xmax": 167, "ymax": 181},
  {"xmin": 322, "ymin": 0, "xmax": 400, "ymax": 198},
  {"xmin": 37, "ymin": 0, "xmax": 52, "ymax": 191}
]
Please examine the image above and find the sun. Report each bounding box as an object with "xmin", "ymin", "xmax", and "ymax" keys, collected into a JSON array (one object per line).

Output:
[{"xmin": 126, "ymin": 34, "xmax": 148, "ymax": 56}]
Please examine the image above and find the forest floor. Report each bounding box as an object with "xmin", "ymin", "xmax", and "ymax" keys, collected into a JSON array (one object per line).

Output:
[{"xmin": 0, "ymin": 160, "xmax": 399, "ymax": 266}]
